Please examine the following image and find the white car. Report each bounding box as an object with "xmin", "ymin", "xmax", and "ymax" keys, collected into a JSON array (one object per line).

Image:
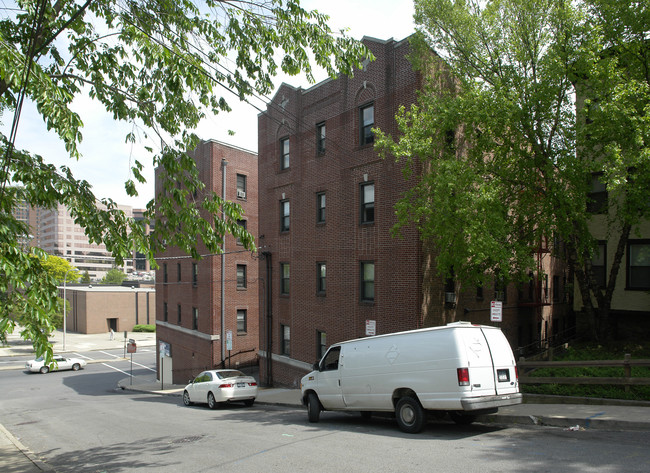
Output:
[
  {"xmin": 25, "ymin": 355, "xmax": 87, "ymax": 374},
  {"xmin": 183, "ymin": 369, "xmax": 258, "ymax": 409}
]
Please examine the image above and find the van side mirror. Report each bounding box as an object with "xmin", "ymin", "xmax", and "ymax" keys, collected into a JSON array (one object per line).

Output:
[{"xmin": 313, "ymin": 362, "xmax": 320, "ymax": 371}]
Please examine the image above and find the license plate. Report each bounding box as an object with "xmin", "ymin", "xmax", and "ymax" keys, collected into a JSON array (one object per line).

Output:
[
  {"xmin": 497, "ymin": 369, "xmax": 510, "ymax": 382},
  {"xmin": 236, "ymin": 382, "xmax": 245, "ymax": 388}
]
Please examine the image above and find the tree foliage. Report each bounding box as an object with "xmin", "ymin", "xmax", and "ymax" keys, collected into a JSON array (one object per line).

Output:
[
  {"xmin": 376, "ymin": 0, "xmax": 649, "ymax": 340},
  {"xmin": 101, "ymin": 267, "xmax": 126, "ymax": 285},
  {"xmin": 0, "ymin": 0, "xmax": 369, "ymax": 359}
]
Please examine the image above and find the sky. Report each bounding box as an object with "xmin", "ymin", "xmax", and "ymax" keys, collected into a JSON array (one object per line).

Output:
[{"xmin": 3, "ymin": 0, "xmax": 416, "ymax": 209}]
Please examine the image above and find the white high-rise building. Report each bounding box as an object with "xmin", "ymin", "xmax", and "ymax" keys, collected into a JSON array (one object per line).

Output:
[{"xmin": 36, "ymin": 203, "xmax": 134, "ymax": 280}]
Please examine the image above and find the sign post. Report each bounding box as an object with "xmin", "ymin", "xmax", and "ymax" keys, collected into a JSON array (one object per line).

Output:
[
  {"xmin": 127, "ymin": 339, "xmax": 137, "ymax": 384},
  {"xmin": 226, "ymin": 330, "xmax": 233, "ymax": 368}
]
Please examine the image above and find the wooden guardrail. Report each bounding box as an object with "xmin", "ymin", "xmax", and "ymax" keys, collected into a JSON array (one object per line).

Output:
[{"xmin": 518, "ymin": 354, "xmax": 650, "ymax": 392}]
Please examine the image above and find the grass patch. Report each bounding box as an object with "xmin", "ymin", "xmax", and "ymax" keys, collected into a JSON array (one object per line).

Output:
[{"xmin": 521, "ymin": 342, "xmax": 650, "ymax": 402}]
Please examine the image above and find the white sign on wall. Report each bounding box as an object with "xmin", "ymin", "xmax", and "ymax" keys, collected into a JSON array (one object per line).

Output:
[
  {"xmin": 490, "ymin": 301, "xmax": 503, "ymax": 322},
  {"xmin": 366, "ymin": 320, "xmax": 376, "ymax": 336}
]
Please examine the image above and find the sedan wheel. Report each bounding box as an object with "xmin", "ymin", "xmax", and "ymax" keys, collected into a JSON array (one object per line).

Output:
[
  {"xmin": 207, "ymin": 392, "xmax": 219, "ymax": 409},
  {"xmin": 72, "ymin": 363, "xmax": 81, "ymax": 371},
  {"xmin": 40, "ymin": 366, "xmax": 49, "ymax": 374},
  {"xmin": 183, "ymin": 391, "xmax": 193, "ymax": 406}
]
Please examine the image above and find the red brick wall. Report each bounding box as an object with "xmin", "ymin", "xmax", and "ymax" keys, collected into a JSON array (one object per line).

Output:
[
  {"xmin": 155, "ymin": 140, "xmax": 259, "ymax": 384},
  {"xmin": 258, "ymin": 37, "xmax": 426, "ymax": 386}
]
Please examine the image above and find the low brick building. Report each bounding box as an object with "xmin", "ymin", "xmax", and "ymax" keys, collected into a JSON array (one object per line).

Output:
[{"xmin": 60, "ymin": 285, "xmax": 155, "ymax": 334}]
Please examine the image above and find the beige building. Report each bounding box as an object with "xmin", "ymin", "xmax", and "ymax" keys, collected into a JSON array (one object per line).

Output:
[{"xmin": 60, "ymin": 285, "xmax": 155, "ymax": 334}]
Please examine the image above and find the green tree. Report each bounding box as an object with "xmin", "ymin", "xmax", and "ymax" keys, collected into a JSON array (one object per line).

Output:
[
  {"xmin": 39, "ymin": 254, "xmax": 80, "ymax": 284},
  {"xmin": 1, "ymin": 0, "xmax": 370, "ymax": 359},
  {"xmin": 81, "ymin": 271, "xmax": 91, "ymax": 284},
  {"xmin": 101, "ymin": 268, "xmax": 126, "ymax": 285},
  {"xmin": 376, "ymin": 0, "xmax": 649, "ymax": 340}
]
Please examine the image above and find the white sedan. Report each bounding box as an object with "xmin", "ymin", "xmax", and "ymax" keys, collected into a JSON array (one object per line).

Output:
[
  {"xmin": 183, "ymin": 369, "xmax": 258, "ymax": 409},
  {"xmin": 25, "ymin": 355, "xmax": 87, "ymax": 374}
]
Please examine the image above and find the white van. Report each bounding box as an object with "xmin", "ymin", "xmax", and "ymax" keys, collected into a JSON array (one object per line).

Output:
[{"xmin": 300, "ymin": 322, "xmax": 522, "ymax": 433}]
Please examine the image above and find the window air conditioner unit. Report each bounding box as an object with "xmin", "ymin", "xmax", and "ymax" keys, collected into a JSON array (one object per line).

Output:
[
  {"xmin": 445, "ymin": 292, "xmax": 457, "ymax": 304},
  {"xmin": 237, "ymin": 189, "xmax": 246, "ymax": 199}
]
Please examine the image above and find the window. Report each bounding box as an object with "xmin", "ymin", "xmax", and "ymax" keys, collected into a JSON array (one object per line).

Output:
[
  {"xmin": 627, "ymin": 241, "xmax": 650, "ymax": 290},
  {"xmin": 476, "ymin": 284, "xmax": 484, "ymax": 300},
  {"xmin": 236, "ymin": 174, "xmax": 247, "ymax": 199},
  {"xmin": 237, "ymin": 309, "xmax": 247, "ymax": 334},
  {"xmin": 317, "ymin": 262, "xmax": 326, "ymax": 294},
  {"xmin": 281, "ymin": 200, "xmax": 290, "ymax": 232},
  {"xmin": 192, "ymin": 307, "xmax": 198, "ymax": 330},
  {"xmin": 177, "ymin": 304, "xmax": 182, "ymax": 325},
  {"xmin": 360, "ymin": 103, "xmax": 374, "ymax": 145},
  {"xmin": 236, "ymin": 219, "xmax": 247, "ymax": 245},
  {"xmin": 163, "ymin": 302, "xmax": 168, "ymax": 322},
  {"xmin": 317, "ymin": 122, "xmax": 326, "ymax": 154},
  {"xmin": 192, "ymin": 263, "xmax": 198, "ymax": 287},
  {"xmin": 281, "ymin": 325, "xmax": 290, "ymax": 356},
  {"xmin": 317, "ymin": 331, "xmax": 327, "ymax": 359},
  {"xmin": 587, "ymin": 174, "xmax": 608, "ymax": 214},
  {"xmin": 316, "ymin": 192, "xmax": 326, "ymax": 223},
  {"xmin": 280, "ymin": 263, "xmax": 290, "ymax": 295},
  {"xmin": 320, "ymin": 346, "xmax": 340, "ymax": 371},
  {"xmin": 360, "ymin": 182, "xmax": 375, "ymax": 224},
  {"xmin": 592, "ymin": 242, "xmax": 606, "ymax": 288},
  {"xmin": 361, "ymin": 261, "xmax": 375, "ymax": 302},
  {"xmin": 177, "ymin": 263, "xmax": 181, "ymax": 282},
  {"xmin": 237, "ymin": 264, "xmax": 247, "ymax": 289},
  {"xmin": 552, "ymin": 275, "xmax": 560, "ymax": 302},
  {"xmin": 163, "ymin": 263, "xmax": 168, "ymax": 283},
  {"xmin": 280, "ymin": 137, "xmax": 290, "ymax": 169}
]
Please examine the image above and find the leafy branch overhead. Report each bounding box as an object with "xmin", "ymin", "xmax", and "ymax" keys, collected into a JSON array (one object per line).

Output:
[{"xmin": 0, "ymin": 0, "xmax": 370, "ymax": 357}]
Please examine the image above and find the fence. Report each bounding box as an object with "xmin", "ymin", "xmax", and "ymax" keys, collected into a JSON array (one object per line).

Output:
[{"xmin": 519, "ymin": 354, "xmax": 650, "ymax": 392}]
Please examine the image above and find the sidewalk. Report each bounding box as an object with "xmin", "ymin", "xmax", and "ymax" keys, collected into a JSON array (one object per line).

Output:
[{"xmin": 2, "ymin": 329, "xmax": 650, "ymax": 473}]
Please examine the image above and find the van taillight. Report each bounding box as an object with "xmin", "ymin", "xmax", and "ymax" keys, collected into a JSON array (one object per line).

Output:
[
  {"xmin": 457, "ymin": 368, "xmax": 470, "ymax": 386},
  {"xmin": 515, "ymin": 366, "xmax": 519, "ymax": 381}
]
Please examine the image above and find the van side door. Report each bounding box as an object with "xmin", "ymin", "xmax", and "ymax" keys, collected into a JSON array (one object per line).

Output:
[{"xmin": 315, "ymin": 346, "xmax": 346, "ymax": 409}]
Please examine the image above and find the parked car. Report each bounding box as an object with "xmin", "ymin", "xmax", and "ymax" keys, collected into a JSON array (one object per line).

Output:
[
  {"xmin": 301, "ymin": 322, "xmax": 522, "ymax": 433},
  {"xmin": 26, "ymin": 355, "xmax": 87, "ymax": 374},
  {"xmin": 183, "ymin": 370, "xmax": 258, "ymax": 409}
]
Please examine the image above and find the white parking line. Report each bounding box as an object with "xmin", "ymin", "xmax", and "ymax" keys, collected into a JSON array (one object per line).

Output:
[
  {"xmin": 99, "ymin": 350, "xmax": 122, "ymax": 359},
  {"xmin": 129, "ymin": 360, "xmax": 156, "ymax": 372},
  {"xmin": 102, "ymin": 363, "xmax": 131, "ymax": 376}
]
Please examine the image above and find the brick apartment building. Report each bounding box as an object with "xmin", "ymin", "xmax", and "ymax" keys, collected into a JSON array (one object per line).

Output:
[
  {"xmin": 155, "ymin": 140, "xmax": 259, "ymax": 384},
  {"xmin": 257, "ymin": 36, "xmax": 572, "ymax": 387}
]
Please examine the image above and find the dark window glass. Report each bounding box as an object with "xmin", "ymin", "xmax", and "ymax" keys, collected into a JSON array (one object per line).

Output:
[
  {"xmin": 360, "ymin": 183, "xmax": 374, "ymax": 224},
  {"xmin": 361, "ymin": 261, "xmax": 375, "ymax": 302},
  {"xmin": 360, "ymin": 104, "xmax": 374, "ymax": 145},
  {"xmin": 280, "ymin": 138, "xmax": 290, "ymax": 169},
  {"xmin": 281, "ymin": 200, "xmax": 290, "ymax": 232},
  {"xmin": 316, "ymin": 192, "xmax": 326, "ymax": 223}
]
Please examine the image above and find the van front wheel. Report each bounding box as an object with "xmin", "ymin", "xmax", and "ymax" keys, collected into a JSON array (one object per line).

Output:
[
  {"xmin": 307, "ymin": 392, "xmax": 320, "ymax": 423},
  {"xmin": 395, "ymin": 396, "xmax": 425, "ymax": 433}
]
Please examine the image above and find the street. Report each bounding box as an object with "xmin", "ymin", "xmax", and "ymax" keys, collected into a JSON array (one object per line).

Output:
[{"xmin": 1, "ymin": 350, "xmax": 650, "ymax": 472}]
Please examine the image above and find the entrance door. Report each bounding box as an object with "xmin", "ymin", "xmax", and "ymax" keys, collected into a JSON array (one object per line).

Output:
[{"xmin": 107, "ymin": 318, "xmax": 118, "ymax": 331}]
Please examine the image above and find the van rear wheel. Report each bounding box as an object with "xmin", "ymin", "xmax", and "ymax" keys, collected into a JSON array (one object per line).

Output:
[
  {"xmin": 395, "ymin": 396, "xmax": 425, "ymax": 433},
  {"xmin": 307, "ymin": 392, "xmax": 320, "ymax": 423}
]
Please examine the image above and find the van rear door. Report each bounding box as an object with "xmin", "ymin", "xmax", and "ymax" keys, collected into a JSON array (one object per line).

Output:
[
  {"xmin": 459, "ymin": 328, "xmax": 497, "ymax": 396},
  {"xmin": 481, "ymin": 328, "xmax": 519, "ymax": 395}
]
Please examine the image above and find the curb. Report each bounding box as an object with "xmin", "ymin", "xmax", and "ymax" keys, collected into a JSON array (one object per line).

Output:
[
  {"xmin": 0, "ymin": 423, "xmax": 55, "ymax": 472},
  {"xmin": 478, "ymin": 413, "xmax": 650, "ymax": 432}
]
